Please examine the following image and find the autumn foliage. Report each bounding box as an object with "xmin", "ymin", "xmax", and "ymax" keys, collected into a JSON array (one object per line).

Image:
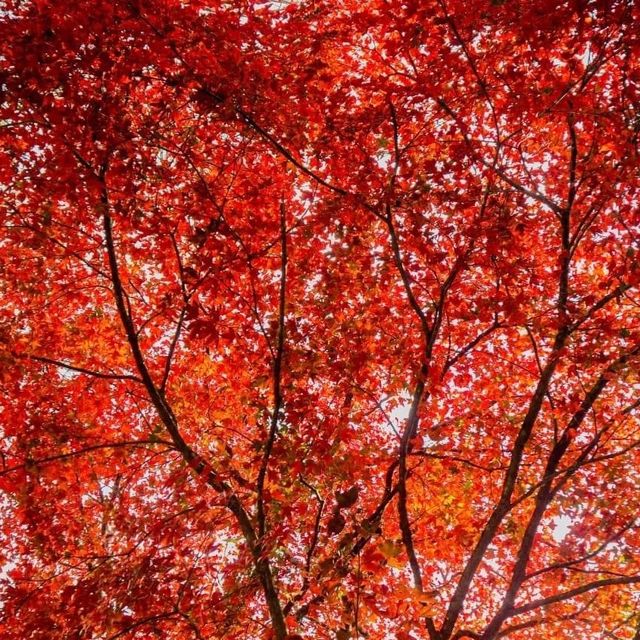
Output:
[{"xmin": 1, "ymin": 1, "xmax": 640, "ymax": 638}]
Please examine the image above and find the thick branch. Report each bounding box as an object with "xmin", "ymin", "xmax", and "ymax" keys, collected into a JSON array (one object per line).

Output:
[
  {"xmin": 440, "ymin": 158, "xmax": 575, "ymax": 637},
  {"xmin": 439, "ymin": 334, "xmax": 567, "ymax": 639},
  {"xmin": 481, "ymin": 344, "xmax": 640, "ymax": 640},
  {"xmin": 102, "ymin": 187, "xmax": 288, "ymax": 639}
]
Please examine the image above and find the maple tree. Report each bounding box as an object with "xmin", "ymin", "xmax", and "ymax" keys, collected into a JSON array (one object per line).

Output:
[{"xmin": 1, "ymin": 0, "xmax": 640, "ymax": 638}]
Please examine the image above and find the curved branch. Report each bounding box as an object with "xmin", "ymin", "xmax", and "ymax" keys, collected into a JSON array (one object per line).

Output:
[{"xmin": 510, "ymin": 575, "xmax": 640, "ymax": 618}]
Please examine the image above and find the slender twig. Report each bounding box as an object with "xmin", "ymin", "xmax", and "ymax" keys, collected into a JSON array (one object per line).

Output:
[
  {"xmin": 161, "ymin": 306, "xmax": 187, "ymax": 393},
  {"xmin": 256, "ymin": 200, "xmax": 288, "ymax": 539},
  {"xmin": 481, "ymin": 343, "xmax": 640, "ymax": 640},
  {"xmin": 17, "ymin": 353, "xmax": 143, "ymax": 384},
  {"xmin": 0, "ymin": 440, "xmax": 174, "ymax": 477}
]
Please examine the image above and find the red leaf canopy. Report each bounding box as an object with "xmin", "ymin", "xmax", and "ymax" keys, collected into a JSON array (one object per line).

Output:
[{"xmin": 1, "ymin": 1, "xmax": 640, "ymax": 639}]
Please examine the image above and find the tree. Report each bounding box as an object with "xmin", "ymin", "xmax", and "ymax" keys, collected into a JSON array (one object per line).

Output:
[{"xmin": 1, "ymin": 0, "xmax": 640, "ymax": 638}]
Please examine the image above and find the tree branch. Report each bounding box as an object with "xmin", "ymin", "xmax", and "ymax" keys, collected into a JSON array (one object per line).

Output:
[
  {"xmin": 510, "ymin": 575, "xmax": 640, "ymax": 617},
  {"xmin": 101, "ymin": 181, "xmax": 288, "ymax": 639},
  {"xmin": 18, "ymin": 353, "xmax": 143, "ymax": 384},
  {"xmin": 0, "ymin": 440, "xmax": 174, "ymax": 476},
  {"xmin": 256, "ymin": 200, "xmax": 288, "ymax": 539}
]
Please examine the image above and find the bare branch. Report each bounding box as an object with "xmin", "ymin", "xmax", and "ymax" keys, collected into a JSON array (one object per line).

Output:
[
  {"xmin": 18, "ymin": 353, "xmax": 143, "ymax": 384},
  {"xmin": 510, "ymin": 575, "xmax": 640, "ymax": 618},
  {"xmin": 0, "ymin": 440, "xmax": 174, "ymax": 477}
]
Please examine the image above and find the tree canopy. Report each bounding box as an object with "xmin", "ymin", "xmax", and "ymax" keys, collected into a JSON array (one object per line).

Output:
[{"xmin": 1, "ymin": 1, "xmax": 640, "ymax": 638}]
